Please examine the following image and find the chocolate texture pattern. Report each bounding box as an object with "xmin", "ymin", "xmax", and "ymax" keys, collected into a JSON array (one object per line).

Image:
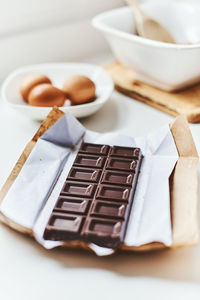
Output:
[{"xmin": 44, "ymin": 142, "xmax": 143, "ymax": 248}]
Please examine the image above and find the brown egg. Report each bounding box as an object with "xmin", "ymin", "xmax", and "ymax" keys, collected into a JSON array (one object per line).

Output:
[
  {"xmin": 62, "ymin": 75, "xmax": 96, "ymax": 105},
  {"xmin": 20, "ymin": 74, "xmax": 52, "ymax": 102},
  {"xmin": 28, "ymin": 84, "xmax": 66, "ymax": 107}
]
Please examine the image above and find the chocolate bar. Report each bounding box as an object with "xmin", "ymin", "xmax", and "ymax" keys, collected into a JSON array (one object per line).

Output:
[{"xmin": 44, "ymin": 143, "xmax": 143, "ymax": 248}]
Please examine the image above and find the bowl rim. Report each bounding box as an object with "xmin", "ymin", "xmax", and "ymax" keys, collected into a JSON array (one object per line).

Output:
[
  {"xmin": 1, "ymin": 62, "xmax": 114, "ymax": 112},
  {"xmin": 92, "ymin": 6, "xmax": 200, "ymax": 50}
]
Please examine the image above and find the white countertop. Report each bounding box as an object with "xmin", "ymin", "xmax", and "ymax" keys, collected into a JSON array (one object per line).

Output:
[{"xmin": 1, "ymin": 73, "xmax": 200, "ymax": 299}]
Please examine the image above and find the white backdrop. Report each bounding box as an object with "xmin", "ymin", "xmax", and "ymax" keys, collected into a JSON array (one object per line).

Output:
[{"xmin": 0, "ymin": 0, "xmax": 124, "ymax": 80}]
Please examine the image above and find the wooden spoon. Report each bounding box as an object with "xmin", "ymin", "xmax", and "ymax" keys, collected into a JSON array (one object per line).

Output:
[{"xmin": 126, "ymin": 0, "xmax": 175, "ymax": 43}]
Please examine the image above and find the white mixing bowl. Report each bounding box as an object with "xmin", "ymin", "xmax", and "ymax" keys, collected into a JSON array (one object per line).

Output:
[{"xmin": 93, "ymin": 2, "xmax": 200, "ymax": 91}]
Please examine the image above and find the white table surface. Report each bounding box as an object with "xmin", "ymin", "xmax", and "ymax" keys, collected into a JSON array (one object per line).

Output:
[{"xmin": 1, "ymin": 76, "xmax": 200, "ymax": 299}]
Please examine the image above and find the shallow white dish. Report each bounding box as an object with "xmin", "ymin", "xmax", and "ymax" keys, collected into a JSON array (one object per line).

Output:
[
  {"xmin": 2, "ymin": 62, "xmax": 114, "ymax": 120},
  {"xmin": 93, "ymin": 1, "xmax": 200, "ymax": 91}
]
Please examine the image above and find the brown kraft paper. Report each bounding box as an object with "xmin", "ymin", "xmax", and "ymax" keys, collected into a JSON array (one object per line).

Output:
[{"xmin": 0, "ymin": 108, "xmax": 198, "ymax": 252}]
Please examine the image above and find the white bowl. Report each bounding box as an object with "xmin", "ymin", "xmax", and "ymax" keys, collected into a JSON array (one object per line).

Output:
[
  {"xmin": 92, "ymin": 3, "xmax": 200, "ymax": 91},
  {"xmin": 2, "ymin": 62, "xmax": 114, "ymax": 120}
]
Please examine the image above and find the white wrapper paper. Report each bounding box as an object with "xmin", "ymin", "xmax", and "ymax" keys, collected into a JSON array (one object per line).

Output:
[{"xmin": 0, "ymin": 113, "xmax": 178, "ymax": 255}]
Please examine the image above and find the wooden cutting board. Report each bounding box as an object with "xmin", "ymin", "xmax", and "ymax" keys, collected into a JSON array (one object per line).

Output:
[{"xmin": 105, "ymin": 62, "xmax": 200, "ymax": 123}]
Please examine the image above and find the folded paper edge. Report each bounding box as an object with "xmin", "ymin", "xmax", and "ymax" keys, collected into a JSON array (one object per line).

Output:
[
  {"xmin": 170, "ymin": 115, "xmax": 199, "ymax": 247},
  {"xmin": 0, "ymin": 107, "xmax": 64, "ymax": 205},
  {"xmin": 170, "ymin": 115, "xmax": 198, "ymax": 158},
  {"xmin": 0, "ymin": 111, "xmax": 198, "ymax": 253},
  {"xmin": 123, "ymin": 116, "xmax": 199, "ymax": 251}
]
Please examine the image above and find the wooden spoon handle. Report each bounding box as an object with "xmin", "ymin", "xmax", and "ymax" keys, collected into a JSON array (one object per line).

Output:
[{"xmin": 126, "ymin": 0, "xmax": 143, "ymax": 15}]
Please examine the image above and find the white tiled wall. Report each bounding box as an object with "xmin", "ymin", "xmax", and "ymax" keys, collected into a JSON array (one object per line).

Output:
[{"xmin": 0, "ymin": 0, "xmax": 124, "ymax": 79}]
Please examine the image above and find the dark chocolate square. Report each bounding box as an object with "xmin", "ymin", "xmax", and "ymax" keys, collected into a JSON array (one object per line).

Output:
[
  {"xmin": 61, "ymin": 181, "xmax": 97, "ymax": 198},
  {"xmin": 54, "ymin": 196, "xmax": 91, "ymax": 214},
  {"xmin": 79, "ymin": 142, "xmax": 110, "ymax": 156},
  {"xmin": 67, "ymin": 167, "xmax": 101, "ymax": 182},
  {"xmin": 44, "ymin": 212, "xmax": 84, "ymax": 241},
  {"xmin": 74, "ymin": 154, "xmax": 105, "ymax": 169},
  {"xmin": 106, "ymin": 157, "xmax": 138, "ymax": 171},
  {"xmin": 110, "ymin": 146, "xmax": 141, "ymax": 159},
  {"xmin": 101, "ymin": 170, "xmax": 134, "ymax": 186},
  {"xmin": 91, "ymin": 201, "xmax": 126, "ymax": 219},
  {"xmin": 96, "ymin": 184, "xmax": 131, "ymax": 202}
]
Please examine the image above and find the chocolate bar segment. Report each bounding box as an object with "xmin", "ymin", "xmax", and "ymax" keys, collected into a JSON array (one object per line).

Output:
[
  {"xmin": 91, "ymin": 201, "xmax": 126, "ymax": 219},
  {"xmin": 96, "ymin": 184, "xmax": 131, "ymax": 202},
  {"xmin": 44, "ymin": 142, "xmax": 143, "ymax": 249},
  {"xmin": 84, "ymin": 217, "xmax": 123, "ymax": 248},
  {"xmin": 44, "ymin": 212, "xmax": 84, "ymax": 241},
  {"xmin": 61, "ymin": 181, "xmax": 97, "ymax": 198},
  {"xmin": 68, "ymin": 167, "xmax": 101, "ymax": 182},
  {"xmin": 79, "ymin": 143, "xmax": 110, "ymax": 156},
  {"xmin": 110, "ymin": 146, "xmax": 140, "ymax": 158},
  {"xmin": 106, "ymin": 157, "xmax": 138, "ymax": 171},
  {"xmin": 54, "ymin": 196, "xmax": 91, "ymax": 214},
  {"xmin": 74, "ymin": 154, "xmax": 105, "ymax": 168},
  {"xmin": 101, "ymin": 170, "xmax": 134, "ymax": 186}
]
